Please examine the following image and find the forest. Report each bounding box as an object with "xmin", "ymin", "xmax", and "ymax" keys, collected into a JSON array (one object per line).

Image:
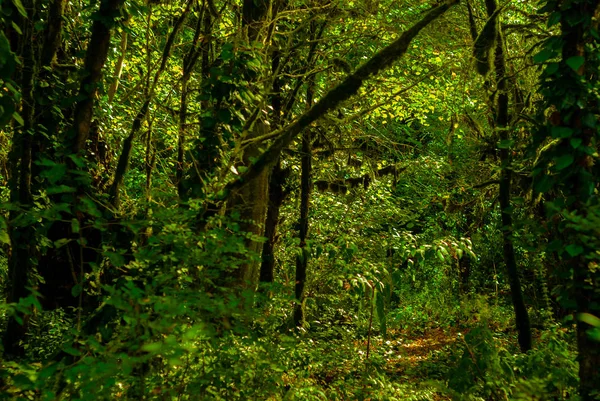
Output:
[{"xmin": 0, "ymin": 0, "xmax": 599, "ymax": 399}]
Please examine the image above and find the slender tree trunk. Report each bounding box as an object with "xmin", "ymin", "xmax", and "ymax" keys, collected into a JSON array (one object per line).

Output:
[
  {"xmin": 178, "ymin": 1, "xmax": 205, "ymax": 199},
  {"xmin": 260, "ymin": 36, "xmax": 285, "ymax": 284},
  {"xmin": 492, "ymin": 0, "xmax": 531, "ymax": 353},
  {"xmin": 3, "ymin": 0, "xmax": 38, "ymax": 358},
  {"xmin": 107, "ymin": 25, "xmax": 128, "ymax": 103},
  {"xmin": 294, "ymin": 77, "xmax": 314, "ymax": 327},
  {"xmin": 110, "ymin": 0, "xmax": 192, "ymax": 208},
  {"xmin": 260, "ymin": 161, "xmax": 286, "ymax": 283}
]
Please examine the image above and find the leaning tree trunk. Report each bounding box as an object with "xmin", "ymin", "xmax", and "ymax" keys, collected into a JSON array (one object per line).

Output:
[
  {"xmin": 219, "ymin": 0, "xmax": 459, "ymax": 201},
  {"xmin": 33, "ymin": 0, "xmax": 125, "ymax": 316}
]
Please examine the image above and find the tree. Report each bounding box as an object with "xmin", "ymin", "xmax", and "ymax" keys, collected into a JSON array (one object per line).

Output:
[{"xmin": 534, "ymin": 1, "xmax": 600, "ymax": 398}]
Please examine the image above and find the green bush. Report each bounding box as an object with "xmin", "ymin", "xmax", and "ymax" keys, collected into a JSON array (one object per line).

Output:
[{"xmin": 447, "ymin": 323, "xmax": 578, "ymax": 401}]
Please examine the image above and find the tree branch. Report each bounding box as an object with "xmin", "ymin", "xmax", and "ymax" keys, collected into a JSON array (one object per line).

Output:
[{"xmin": 219, "ymin": 0, "xmax": 459, "ymax": 201}]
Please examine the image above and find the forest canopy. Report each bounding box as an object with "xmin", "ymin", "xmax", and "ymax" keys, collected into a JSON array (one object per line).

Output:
[{"xmin": 1, "ymin": 0, "xmax": 600, "ymax": 399}]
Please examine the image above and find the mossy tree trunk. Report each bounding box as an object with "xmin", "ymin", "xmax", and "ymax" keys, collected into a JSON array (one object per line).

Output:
[
  {"xmin": 471, "ymin": 0, "xmax": 531, "ymax": 353},
  {"xmin": 493, "ymin": 8, "xmax": 531, "ymax": 353},
  {"xmin": 260, "ymin": 3, "xmax": 322, "ymax": 285},
  {"xmin": 227, "ymin": 0, "xmax": 275, "ymax": 288},
  {"xmin": 293, "ymin": 76, "xmax": 314, "ymax": 327}
]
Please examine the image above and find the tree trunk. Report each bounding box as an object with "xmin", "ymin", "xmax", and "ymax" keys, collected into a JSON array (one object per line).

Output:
[
  {"xmin": 72, "ymin": 0, "xmax": 125, "ymax": 154},
  {"xmin": 110, "ymin": 0, "xmax": 191, "ymax": 208},
  {"xmin": 178, "ymin": 1, "xmax": 206, "ymax": 199},
  {"xmin": 260, "ymin": 38, "xmax": 286, "ymax": 284},
  {"xmin": 3, "ymin": 0, "xmax": 38, "ymax": 358},
  {"xmin": 260, "ymin": 161, "xmax": 287, "ymax": 283},
  {"xmin": 558, "ymin": 2, "xmax": 600, "ymax": 397},
  {"xmin": 294, "ymin": 79, "xmax": 313, "ymax": 327},
  {"xmin": 487, "ymin": 0, "xmax": 531, "ymax": 353},
  {"xmin": 107, "ymin": 24, "xmax": 128, "ymax": 103},
  {"xmin": 225, "ymin": 0, "xmax": 276, "ymax": 288}
]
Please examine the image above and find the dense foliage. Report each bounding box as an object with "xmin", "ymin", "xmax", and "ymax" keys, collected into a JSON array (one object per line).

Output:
[{"xmin": 1, "ymin": 0, "xmax": 599, "ymax": 399}]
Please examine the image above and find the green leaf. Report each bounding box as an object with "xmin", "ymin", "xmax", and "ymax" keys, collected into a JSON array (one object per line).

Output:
[
  {"xmin": 578, "ymin": 313, "xmax": 600, "ymax": 327},
  {"xmin": 587, "ymin": 328, "xmax": 600, "ymax": 342},
  {"xmin": 570, "ymin": 138, "xmax": 582, "ymax": 148},
  {"xmin": 47, "ymin": 185, "xmax": 76, "ymax": 194},
  {"xmin": 547, "ymin": 11, "xmax": 561, "ymax": 27},
  {"xmin": 68, "ymin": 154, "xmax": 86, "ymax": 168},
  {"xmin": 498, "ymin": 139, "xmax": 514, "ymax": 149},
  {"xmin": 71, "ymin": 218, "xmax": 80, "ymax": 234},
  {"xmin": 0, "ymin": 231, "xmax": 9, "ymax": 244},
  {"xmin": 141, "ymin": 342, "xmax": 163, "ymax": 353},
  {"xmin": 534, "ymin": 175, "xmax": 554, "ymax": 193},
  {"xmin": 581, "ymin": 113, "xmax": 596, "ymax": 128},
  {"xmin": 565, "ymin": 56, "xmax": 584, "ymax": 72},
  {"xmin": 79, "ymin": 196, "xmax": 103, "ymax": 218},
  {"xmin": 565, "ymin": 243, "xmax": 583, "ymax": 257},
  {"xmin": 544, "ymin": 62, "xmax": 559, "ymax": 75},
  {"xmin": 220, "ymin": 43, "xmax": 234, "ymax": 61},
  {"xmin": 63, "ymin": 346, "xmax": 82, "ymax": 356},
  {"xmin": 533, "ymin": 48, "xmax": 553, "ymax": 63},
  {"xmin": 12, "ymin": 111, "xmax": 24, "ymax": 126},
  {"xmin": 105, "ymin": 251, "xmax": 125, "ymax": 267},
  {"xmin": 71, "ymin": 283, "xmax": 82, "ymax": 297},
  {"xmin": 54, "ymin": 238, "xmax": 71, "ymax": 248},
  {"xmin": 11, "ymin": 21, "xmax": 22, "ymax": 35},
  {"xmin": 11, "ymin": 0, "xmax": 28, "ymax": 17},
  {"xmin": 43, "ymin": 163, "xmax": 67, "ymax": 184},
  {"xmin": 554, "ymin": 154, "xmax": 574, "ymax": 170},
  {"xmin": 551, "ymin": 126, "xmax": 573, "ymax": 138}
]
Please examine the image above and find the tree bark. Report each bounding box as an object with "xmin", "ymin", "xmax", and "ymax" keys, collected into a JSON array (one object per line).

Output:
[
  {"xmin": 260, "ymin": 161, "xmax": 286, "ymax": 283},
  {"xmin": 3, "ymin": 0, "xmax": 38, "ymax": 358},
  {"xmin": 294, "ymin": 76, "xmax": 314, "ymax": 328},
  {"xmin": 72, "ymin": 0, "xmax": 125, "ymax": 154},
  {"xmin": 492, "ymin": 4, "xmax": 532, "ymax": 352},
  {"xmin": 178, "ymin": 1, "xmax": 206, "ymax": 199},
  {"xmin": 557, "ymin": 2, "xmax": 600, "ymax": 397},
  {"xmin": 225, "ymin": 0, "xmax": 279, "ymax": 288},
  {"xmin": 107, "ymin": 24, "xmax": 128, "ymax": 103}
]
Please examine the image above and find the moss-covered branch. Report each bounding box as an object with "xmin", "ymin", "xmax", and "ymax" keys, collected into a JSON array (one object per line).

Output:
[{"xmin": 219, "ymin": 0, "xmax": 459, "ymax": 201}]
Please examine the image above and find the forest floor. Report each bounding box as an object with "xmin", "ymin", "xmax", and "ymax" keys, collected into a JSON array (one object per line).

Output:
[
  {"xmin": 298, "ymin": 326, "xmax": 469, "ymax": 400},
  {"xmin": 373, "ymin": 327, "xmax": 461, "ymax": 399}
]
